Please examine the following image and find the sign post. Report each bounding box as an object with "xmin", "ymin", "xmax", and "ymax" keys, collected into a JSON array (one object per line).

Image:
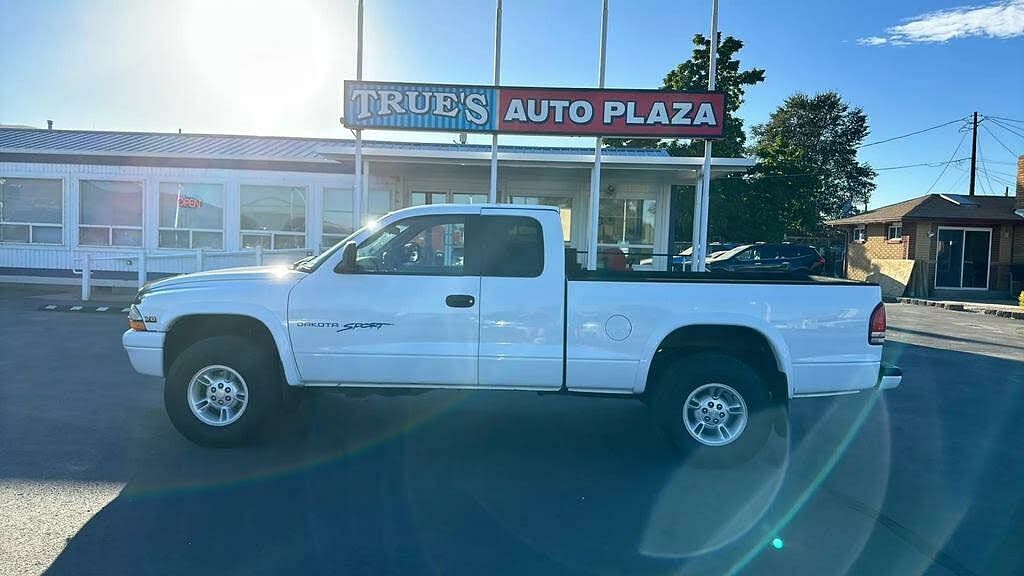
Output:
[
  {"xmin": 489, "ymin": 0, "xmax": 502, "ymax": 203},
  {"xmin": 353, "ymin": 0, "xmax": 364, "ymax": 226},
  {"xmin": 586, "ymin": 0, "xmax": 609, "ymax": 270},
  {"xmin": 692, "ymin": 0, "xmax": 719, "ymax": 272}
]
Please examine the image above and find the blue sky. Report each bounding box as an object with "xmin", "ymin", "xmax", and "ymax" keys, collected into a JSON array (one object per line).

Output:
[{"xmin": 1, "ymin": 0, "xmax": 1022, "ymax": 207}]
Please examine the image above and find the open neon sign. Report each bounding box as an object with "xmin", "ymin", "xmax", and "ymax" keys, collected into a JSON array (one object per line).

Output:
[{"xmin": 177, "ymin": 196, "xmax": 203, "ymax": 209}]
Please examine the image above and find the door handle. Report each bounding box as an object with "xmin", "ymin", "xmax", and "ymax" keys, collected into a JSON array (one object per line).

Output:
[{"xmin": 446, "ymin": 294, "xmax": 475, "ymax": 308}]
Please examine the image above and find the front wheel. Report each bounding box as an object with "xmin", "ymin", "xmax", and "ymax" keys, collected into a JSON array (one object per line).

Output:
[
  {"xmin": 164, "ymin": 335, "xmax": 278, "ymax": 446},
  {"xmin": 651, "ymin": 352, "xmax": 783, "ymax": 466}
]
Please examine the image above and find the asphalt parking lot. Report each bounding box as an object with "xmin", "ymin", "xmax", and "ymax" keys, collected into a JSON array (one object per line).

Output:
[{"xmin": 2, "ymin": 286, "xmax": 1023, "ymax": 576}]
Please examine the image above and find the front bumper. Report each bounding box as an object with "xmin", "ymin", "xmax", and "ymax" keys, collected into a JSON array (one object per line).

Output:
[
  {"xmin": 122, "ymin": 330, "xmax": 165, "ymax": 378},
  {"xmin": 877, "ymin": 363, "xmax": 902, "ymax": 390}
]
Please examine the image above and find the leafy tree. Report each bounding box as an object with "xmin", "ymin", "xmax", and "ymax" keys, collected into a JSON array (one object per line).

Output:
[
  {"xmin": 715, "ymin": 92, "xmax": 877, "ymax": 240},
  {"xmin": 606, "ymin": 34, "xmax": 765, "ymax": 158}
]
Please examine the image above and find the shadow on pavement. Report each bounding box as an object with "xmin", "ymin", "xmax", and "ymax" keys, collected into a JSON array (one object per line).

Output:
[{"xmin": 23, "ymin": 341, "xmax": 1024, "ymax": 576}]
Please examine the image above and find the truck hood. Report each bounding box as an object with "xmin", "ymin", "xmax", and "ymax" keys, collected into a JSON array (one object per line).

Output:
[{"xmin": 141, "ymin": 265, "xmax": 306, "ymax": 294}]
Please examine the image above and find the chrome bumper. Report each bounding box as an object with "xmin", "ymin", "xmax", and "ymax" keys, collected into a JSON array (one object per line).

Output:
[
  {"xmin": 122, "ymin": 330, "xmax": 165, "ymax": 378},
  {"xmin": 877, "ymin": 363, "xmax": 902, "ymax": 390}
]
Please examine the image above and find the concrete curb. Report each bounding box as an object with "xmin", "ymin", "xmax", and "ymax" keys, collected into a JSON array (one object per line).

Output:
[{"xmin": 896, "ymin": 297, "xmax": 1024, "ymax": 320}]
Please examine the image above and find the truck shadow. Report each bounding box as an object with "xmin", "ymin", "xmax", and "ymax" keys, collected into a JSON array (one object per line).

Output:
[{"xmin": 41, "ymin": 343, "xmax": 1024, "ymax": 576}]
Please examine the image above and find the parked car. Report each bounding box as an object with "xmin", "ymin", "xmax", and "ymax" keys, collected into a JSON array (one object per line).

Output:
[
  {"xmin": 633, "ymin": 242, "xmax": 741, "ymax": 271},
  {"xmin": 123, "ymin": 204, "xmax": 897, "ymax": 464},
  {"xmin": 705, "ymin": 243, "xmax": 826, "ymax": 274}
]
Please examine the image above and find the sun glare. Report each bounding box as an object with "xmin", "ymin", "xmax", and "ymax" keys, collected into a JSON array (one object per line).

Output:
[{"xmin": 184, "ymin": 0, "xmax": 332, "ymax": 131}]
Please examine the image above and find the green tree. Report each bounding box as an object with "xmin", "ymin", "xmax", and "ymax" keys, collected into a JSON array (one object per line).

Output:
[
  {"xmin": 717, "ymin": 92, "xmax": 876, "ymax": 240},
  {"xmin": 606, "ymin": 34, "xmax": 765, "ymax": 158}
]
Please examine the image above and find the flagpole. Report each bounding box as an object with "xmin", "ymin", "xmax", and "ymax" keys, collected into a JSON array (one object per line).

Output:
[
  {"xmin": 488, "ymin": 0, "xmax": 502, "ymax": 203},
  {"xmin": 353, "ymin": 0, "xmax": 365, "ymax": 224},
  {"xmin": 586, "ymin": 0, "xmax": 609, "ymax": 270},
  {"xmin": 692, "ymin": 0, "xmax": 718, "ymax": 272}
]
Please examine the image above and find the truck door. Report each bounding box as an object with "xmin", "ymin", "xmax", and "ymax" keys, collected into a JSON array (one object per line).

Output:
[
  {"xmin": 477, "ymin": 208, "xmax": 565, "ymax": 390},
  {"xmin": 288, "ymin": 212, "xmax": 480, "ymax": 386}
]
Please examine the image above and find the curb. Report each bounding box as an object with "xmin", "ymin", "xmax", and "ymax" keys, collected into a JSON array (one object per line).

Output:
[
  {"xmin": 896, "ymin": 297, "xmax": 1024, "ymax": 320},
  {"xmin": 37, "ymin": 303, "xmax": 131, "ymax": 314}
]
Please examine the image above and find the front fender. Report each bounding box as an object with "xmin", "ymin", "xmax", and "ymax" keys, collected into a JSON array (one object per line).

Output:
[
  {"xmin": 631, "ymin": 312, "xmax": 794, "ymax": 397},
  {"xmin": 137, "ymin": 285, "xmax": 302, "ymax": 386}
]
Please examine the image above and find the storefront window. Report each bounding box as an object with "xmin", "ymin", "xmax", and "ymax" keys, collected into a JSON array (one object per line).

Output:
[
  {"xmin": 79, "ymin": 180, "xmax": 143, "ymax": 247},
  {"xmin": 510, "ymin": 195, "xmax": 572, "ymax": 241},
  {"xmin": 411, "ymin": 191, "xmax": 487, "ymax": 206},
  {"xmin": 158, "ymin": 182, "xmax": 224, "ymax": 249},
  {"xmin": 366, "ymin": 188, "xmax": 392, "ymax": 222},
  {"xmin": 410, "ymin": 191, "xmax": 447, "ymax": 206},
  {"xmin": 452, "ymin": 192, "xmax": 487, "ymax": 204},
  {"xmin": 240, "ymin": 185, "xmax": 306, "ymax": 250},
  {"xmin": 322, "ymin": 186, "xmax": 354, "ymax": 247},
  {"xmin": 0, "ymin": 177, "xmax": 63, "ymax": 244},
  {"xmin": 598, "ymin": 198, "xmax": 656, "ymax": 246}
]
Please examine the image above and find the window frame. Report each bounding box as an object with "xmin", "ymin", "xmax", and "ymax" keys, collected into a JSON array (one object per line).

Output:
[
  {"xmin": 346, "ymin": 214, "xmax": 474, "ymax": 277},
  {"xmin": 0, "ymin": 176, "xmax": 65, "ymax": 246},
  {"xmin": 597, "ymin": 196, "xmax": 658, "ymax": 249},
  {"xmin": 156, "ymin": 181, "xmax": 226, "ymax": 250},
  {"xmin": 852, "ymin": 225, "xmax": 867, "ymax": 243},
  {"xmin": 886, "ymin": 222, "xmax": 903, "ymax": 243},
  {"xmin": 238, "ymin": 183, "xmax": 308, "ymax": 252},
  {"xmin": 77, "ymin": 178, "xmax": 145, "ymax": 248}
]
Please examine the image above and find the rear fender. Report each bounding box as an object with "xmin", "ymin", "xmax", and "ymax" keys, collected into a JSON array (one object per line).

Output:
[{"xmin": 632, "ymin": 313, "xmax": 793, "ymax": 397}]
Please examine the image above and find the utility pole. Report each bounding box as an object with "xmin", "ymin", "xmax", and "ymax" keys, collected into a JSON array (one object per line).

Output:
[{"xmin": 968, "ymin": 111, "xmax": 978, "ymax": 196}]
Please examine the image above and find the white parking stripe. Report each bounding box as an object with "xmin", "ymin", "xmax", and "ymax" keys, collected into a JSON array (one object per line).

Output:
[
  {"xmin": 121, "ymin": 308, "xmax": 130, "ymax": 313},
  {"xmin": 70, "ymin": 306, "xmax": 82, "ymax": 311},
  {"xmin": 96, "ymin": 307, "xmax": 109, "ymax": 312},
  {"xmin": 44, "ymin": 305, "xmax": 57, "ymax": 310}
]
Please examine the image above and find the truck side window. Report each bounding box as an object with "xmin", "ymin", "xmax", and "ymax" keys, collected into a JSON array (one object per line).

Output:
[
  {"xmin": 479, "ymin": 216, "xmax": 544, "ymax": 278},
  {"xmin": 354, "ymin": 215, "xmax": 467, "ymax": 275}
]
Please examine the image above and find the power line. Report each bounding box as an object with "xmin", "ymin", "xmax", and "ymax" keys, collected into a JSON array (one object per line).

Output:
[
  {"xmin": 990, "ymin": 118, "xmax": 1024, "ymax": 140},
  {"xmin": 977, "ymin": 138, "xmax": 995, "ymax": 195},
  {"xmin": 980, "ymin": 119, "xmax": 1019, "ymax": 157},
  {"xmin": 728, "ymin": 157, "xmax": 970, "ymax": 180},
  {"xmin": 990, "ymin": 116, "xmax": 1024, "ymax": 124},
  {"xmin": 857, "ymin": 117, "xmax": 968, "ymax": 149},
  {"xmin": 926, "ymin": 130, "xmax": 970, "ymax": 194}
]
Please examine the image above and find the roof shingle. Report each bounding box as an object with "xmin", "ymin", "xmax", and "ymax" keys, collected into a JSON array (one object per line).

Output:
[
  {"xmin": 0, "ymin": 127, "xmax": 669, "ymax": 162},
  {"xmin": 827, "ymin": 194, "xmax": 1020, "ymax": 225}
]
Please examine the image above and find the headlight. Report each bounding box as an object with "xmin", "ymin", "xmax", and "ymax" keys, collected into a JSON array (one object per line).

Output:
[{"xmin": 128, "ymin": 304, "xmax": 146, "ymax": 331}]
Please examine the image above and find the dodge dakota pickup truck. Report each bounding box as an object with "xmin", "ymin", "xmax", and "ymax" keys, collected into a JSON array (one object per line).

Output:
[{"xmin": 123, "ymin": 203, "xmax": 901, "ymax": 463}]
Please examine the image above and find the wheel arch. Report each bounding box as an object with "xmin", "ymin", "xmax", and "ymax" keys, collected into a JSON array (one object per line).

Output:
[
  {"xmin": 163, "ymin": 312, "xmax": 300, "ymax": 385},
  {"xmin": 634, "ymin": 318, "xmax": 792, "ymax": 400}
]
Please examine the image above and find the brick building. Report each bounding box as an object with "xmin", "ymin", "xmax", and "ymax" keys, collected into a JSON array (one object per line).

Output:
[{"xmin": 827, "ymin": 155, "xmax": 1024, "ymax": 297}]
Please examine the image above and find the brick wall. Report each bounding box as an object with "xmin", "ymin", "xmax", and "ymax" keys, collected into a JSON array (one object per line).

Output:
[{"xmin": 845, "ymin": 221, "xmax": 909, "ymax": 281}]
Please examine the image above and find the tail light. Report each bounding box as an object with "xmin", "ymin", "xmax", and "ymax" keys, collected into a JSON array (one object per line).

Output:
[{"xmin": 869, "ymin": 303, "xmax": 886, "ymax": 345}]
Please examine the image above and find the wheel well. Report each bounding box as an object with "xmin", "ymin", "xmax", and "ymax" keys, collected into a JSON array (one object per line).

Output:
[
  {"xmin": 164, "ymin": 314, "xmax": 279, "ymax": 376},
  {"xmin": 647, "ymin": 325, "xmax": 788, "ymax": 402}
]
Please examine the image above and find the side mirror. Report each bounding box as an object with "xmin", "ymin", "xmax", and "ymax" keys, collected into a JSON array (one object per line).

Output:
[{"xmin": 335, "ymin": 241, "xmax": 358, "ymax": 273}]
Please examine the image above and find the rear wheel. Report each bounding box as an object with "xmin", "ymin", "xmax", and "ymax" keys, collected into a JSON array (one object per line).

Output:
[
  {"xmin": 651, "ymin": 352, "xmax": 781, "ymax": 466},
  {"xmin": 165, "ymin": 335, "xmax": 279, "ymax": 446}
]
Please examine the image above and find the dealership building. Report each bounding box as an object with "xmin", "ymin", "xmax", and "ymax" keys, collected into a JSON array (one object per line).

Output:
[{"xmin": 0, "ymin": 126, "xmax": 752, "ymax": 285}]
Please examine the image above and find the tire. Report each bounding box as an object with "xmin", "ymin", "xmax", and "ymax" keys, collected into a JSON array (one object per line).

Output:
[
  {"xmin": 651, "ymin": 352, "xmax": 781, "ymax": 466},
  {"xmin": 164, "ymin": 335, "xmax": 279, "ymax": 447}
]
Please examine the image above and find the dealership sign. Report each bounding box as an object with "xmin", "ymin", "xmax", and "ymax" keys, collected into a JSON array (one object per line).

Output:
[{"xmin": 343, "ymin": 81, "xmax": 726, "ymax": 138}]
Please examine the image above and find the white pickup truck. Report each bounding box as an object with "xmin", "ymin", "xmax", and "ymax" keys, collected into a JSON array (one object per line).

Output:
[{"xmin": 123, "ymin": 203, "xmax": 900, "ymax": 463}]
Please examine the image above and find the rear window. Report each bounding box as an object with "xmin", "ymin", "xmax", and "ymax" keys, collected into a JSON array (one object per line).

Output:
[
  {"xmin": 751, "ymin": 245, "xmax": 780, "ymax": 259},
  {"xmin": 479, "ymin": 216, "xmax": 544, "ymax": 277},
  {"xmin": 780, "ymin": 245, "xmax": 812, "ymax": 258}
]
